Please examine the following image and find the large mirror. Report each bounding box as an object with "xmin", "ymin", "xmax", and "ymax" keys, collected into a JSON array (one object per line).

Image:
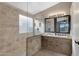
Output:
[
  {"xmin": 45, "ymin": 15, "xmax": 70, "ymax": 34},
  {"xmin": 45, "ymin": 18, "xmax": 55, "ymax": 33},
  {"xmin": 56, "ymin": 15, "xmax": 70, "ymax": 33}
]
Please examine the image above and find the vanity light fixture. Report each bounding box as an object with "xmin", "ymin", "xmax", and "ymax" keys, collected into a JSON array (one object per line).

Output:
[{"xmin": 48, "ymin": 12, "xmax": 66, "ymax": 18}]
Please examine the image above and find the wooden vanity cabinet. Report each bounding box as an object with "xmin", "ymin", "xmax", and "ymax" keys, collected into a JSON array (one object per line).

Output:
[{"xmin": 41, "ymin": 36, "xmax": 72, "ymax": 56}]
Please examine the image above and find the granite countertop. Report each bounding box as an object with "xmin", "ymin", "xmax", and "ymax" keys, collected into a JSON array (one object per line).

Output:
[
  {"xmin": 27, "ymin": 34, "xmax": 41, "ymax": 39},
  {"xmin": 26, "ymin": 33, "xmax": 72, "ymax": 39},
  {"xmin": 41, "ymin": 33, "xmax": 72, "ymax": 39}
]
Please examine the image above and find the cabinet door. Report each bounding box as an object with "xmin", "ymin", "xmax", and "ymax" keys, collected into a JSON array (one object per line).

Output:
[{"xmin": 41, "ymin": 36, "xmax": 48, "ymax": 48}]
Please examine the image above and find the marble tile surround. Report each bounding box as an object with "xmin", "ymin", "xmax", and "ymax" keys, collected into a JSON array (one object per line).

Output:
[
  {"xmin": 0, "ymin": 3, "xmax": 27, "ymax": 56},
  {"xmin": 27, "ymin": 35, "xmax": 41, "ymax": 56}
]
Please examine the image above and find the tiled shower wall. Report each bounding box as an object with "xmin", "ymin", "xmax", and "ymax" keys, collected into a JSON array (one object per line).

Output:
[{"xmin": 0, "ymin": 3, "xmax": 28, "ymax": 55}]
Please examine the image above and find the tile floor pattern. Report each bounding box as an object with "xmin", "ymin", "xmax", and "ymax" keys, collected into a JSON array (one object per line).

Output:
[{"xmin": 33, "ymin": 49, "xmax": 67, "ymax": 56}]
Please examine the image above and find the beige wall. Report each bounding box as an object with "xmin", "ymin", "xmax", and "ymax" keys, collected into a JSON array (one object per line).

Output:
[
  {"xmin": 70, "ymin": 2, "xmax": 79, "ymax": 56},
  {"xmin": 0, "ymin": 3, "xmax": 33, "ymax": 56}
]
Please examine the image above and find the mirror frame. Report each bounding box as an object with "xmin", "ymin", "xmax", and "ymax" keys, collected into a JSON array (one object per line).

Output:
[
  {"xmin": 45, "ymin": 17, "xmax": 56, "ymax": 33},
  {"xmin": 45, "ymin": 15, "xmax": 71, "ymax": 34}
]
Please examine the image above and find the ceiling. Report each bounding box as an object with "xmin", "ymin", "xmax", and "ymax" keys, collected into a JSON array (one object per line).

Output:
[
  {"xmin": 36, "ymin": 2, "xmax": 72, "ymax": 17},
  {"xmin": 6, "ymin": 2, "xmax": 59, "ymax": 15}
]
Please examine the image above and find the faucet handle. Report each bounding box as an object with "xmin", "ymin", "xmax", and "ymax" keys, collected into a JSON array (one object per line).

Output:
[{"xmin": 75, "ymin": 40, "xmax": 79, "ymax": 45}]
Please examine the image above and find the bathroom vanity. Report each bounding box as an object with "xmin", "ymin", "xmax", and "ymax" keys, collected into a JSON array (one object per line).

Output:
[
  {"xmin": 27, "ymin": 35, "xmax": 41, "ymax": 56},
  {"xmin": 41, "ymin": 35, "xmax": 72, "ymax": 56},
  {"xmin": 40, "ymin": 15, "xmax": 72, "ymax": 55},
  {"xmin": 27, "ymin": 33, "xmax": 72, "ymax": 56}
]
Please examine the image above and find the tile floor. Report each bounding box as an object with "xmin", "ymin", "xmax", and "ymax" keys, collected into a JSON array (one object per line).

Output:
[{"xmin": 33, "ymin": 49, "xmax": 67, "ymax": 56}]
